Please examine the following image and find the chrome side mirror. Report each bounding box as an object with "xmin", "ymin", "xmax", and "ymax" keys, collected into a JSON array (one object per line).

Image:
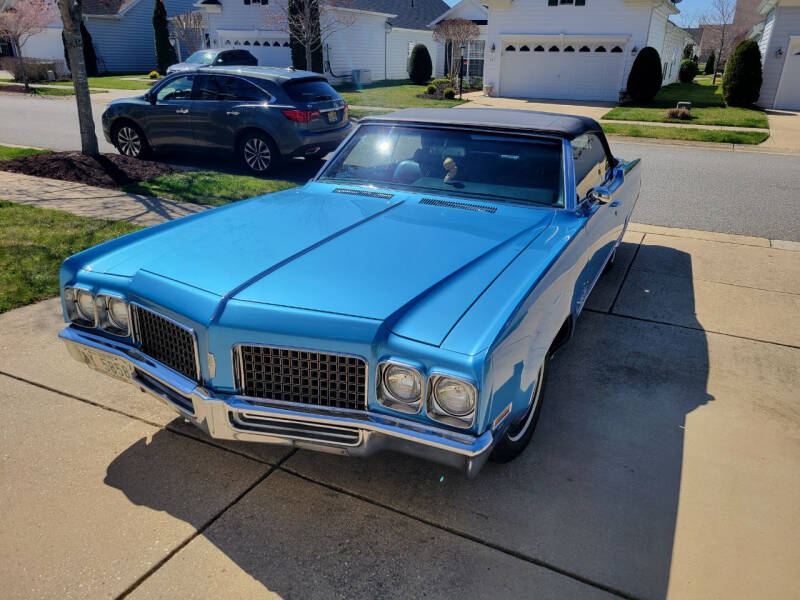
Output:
[{"xmin": 588, "ymin": 186, "xmax": 612, "ymax": 205}]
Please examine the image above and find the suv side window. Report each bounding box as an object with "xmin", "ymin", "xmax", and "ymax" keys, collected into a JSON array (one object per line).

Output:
[
  {"xmin": 214, "ymin": 51, "xmax": 233, "ymax": 65},
  {"xmin": 194, "ymin": 75, "xmax": 268, "ymax": 102},
  {"xmin": 156, "ymin": 75, "xmax": 194, "ymax": 102},
  {"xmin": 572, "ymin": 133, "xmax": 610, "ymax": 199}
]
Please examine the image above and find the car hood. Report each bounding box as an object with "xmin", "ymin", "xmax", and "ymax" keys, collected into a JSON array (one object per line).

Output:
[{"xmin": 85, "ymin": 183, "xmax": 554, "ymax": 346}]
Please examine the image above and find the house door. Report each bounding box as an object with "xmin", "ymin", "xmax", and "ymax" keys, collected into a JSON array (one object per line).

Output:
[{"xmin": 774, "ymin": 36, "xmax": 800, "ymax": 110}]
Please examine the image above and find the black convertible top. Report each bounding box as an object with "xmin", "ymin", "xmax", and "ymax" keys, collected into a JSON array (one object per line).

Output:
[{"xmin": 360, "ymin": 108, "xmax": 603, "ymax": 140}]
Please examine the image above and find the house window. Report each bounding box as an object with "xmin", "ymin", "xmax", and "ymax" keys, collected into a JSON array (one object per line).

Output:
[
  {"xmin": 283, "ymin": 42, "xmax": 290, "ymax": 47},
  {"xmin": 243, "ymin": 0, "xmax": 250, "ymax": 4},
  {"xmin": 549, "ymin": 45, "xmax": 560, "ymax": 52},
  {"xmin": 611, "ymin": 46, "xmax": 623, "ymax": 53},
  {"xmin": 595, "ymin": 46, "xmax": 606, "ymax": 52},
  {"xmin": 467, "ymin": 39, "xmax": 485, "ymax": 77},
  {"xmin": 273, "ymin": 41, "xmax": 280, "ymax": 46},
  {"xmin": 520, "ymin": 45, "xmax": 530, "ymax": 52},
  {"xmin": 547, "ymin": 0, "xmax": 558, "ymax": 5},
  {"xmin": 564, "ymin": 45, "xmax": 575, "ymax": 52},
  {"xmin": 575, "ymin": 0, "xmax": 586, "ymax": 5},
  {"xmin": 505, "ymin": 45, "xmax": 516, "ymax": 51},
  {"xmin": 579, "ymin": 45, "xmax": 590, "ymax": 52},
  {"xmin": 534, "ymin": 45, "xmax": 545, "ymax": 52},
  {"xmin": 243, "ymin": 41, "xmax": 251, "ymax": 45},
  {"xmin": 253, "ymin": 41, "xmax": 261, "ymax": 46},
  {"xmin": 560, "ymin": 0, "xmax": 574, "ymax": 3}
]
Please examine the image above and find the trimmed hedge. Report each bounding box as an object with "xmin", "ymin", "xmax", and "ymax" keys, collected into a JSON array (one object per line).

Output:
[
  {"xmin": 704, "ymin": 50, "xmax": 716, "ymax": 75},
  {"xmin": 626, "ymin": 47, "xmax": 662, "ymax": 103},
  {"xmin": 408, "ymin": 44, "xmax": 432, "ymax": 85},
  {"xmin": 679, "ymin": 59, "xmax": 699, "ymax": 83},
  {"xmin": 723, "ymin": 40, "xmax": 763, "ymax": 106}
]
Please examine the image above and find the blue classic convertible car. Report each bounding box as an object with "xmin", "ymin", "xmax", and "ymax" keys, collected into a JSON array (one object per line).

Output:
[{"xmin": 58, "ymin": 108, "xmax": 640, "ymax": 477}]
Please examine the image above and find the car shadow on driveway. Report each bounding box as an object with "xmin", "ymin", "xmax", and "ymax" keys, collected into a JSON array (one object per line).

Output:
[{"xmin": 102, "ymin": 245, "xmax": 712, "ymax": 599}]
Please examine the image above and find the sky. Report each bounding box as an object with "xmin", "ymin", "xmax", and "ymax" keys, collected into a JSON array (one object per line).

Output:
[{"xmin": 441, "ymin": 0, "xmax": 718, "ymax": 29}]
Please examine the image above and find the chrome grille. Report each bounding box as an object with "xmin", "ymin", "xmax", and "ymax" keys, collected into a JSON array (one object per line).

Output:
[
  {"xmin": 236, "ymin": 345, "xmax": 367, "ymax": 411},
  {"xmin": 131, "ymin": 305, "xmax": 199, "ymax": 382}
]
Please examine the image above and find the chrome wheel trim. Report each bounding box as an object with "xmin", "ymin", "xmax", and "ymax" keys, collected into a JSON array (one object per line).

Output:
[
  {"xmin": 243, "ymin": 137, "xmax": 272, "ymax": 172},
  {"xmin": 506, "ymin": 364, "xmax": 544, "ymax": 443},
  {"xmin": 117, "ymin": 126, "xmax": 141, "ymax": 157}
]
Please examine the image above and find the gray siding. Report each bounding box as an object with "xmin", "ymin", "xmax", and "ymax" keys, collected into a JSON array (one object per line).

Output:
[
  {"xmin": 86, "ymin": 0, "xmax": 197, "ymax": 73},
  {"xmin": 758, "ymin": 6, "xmax": 800, "ymax": 107}
]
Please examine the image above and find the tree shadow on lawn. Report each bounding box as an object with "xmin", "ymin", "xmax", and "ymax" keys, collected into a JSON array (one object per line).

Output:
[{"xmin": 103, "ymin": 245, "xmax": 711, "ymax": 600}]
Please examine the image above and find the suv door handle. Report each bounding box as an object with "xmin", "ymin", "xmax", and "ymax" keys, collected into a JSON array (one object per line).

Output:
[
  {"xmin": 226, "ymin": 111, "xmax": 240, "ymax": 116},
  {"xmin": 175, "ymin": 108, "xmax": 189, "ymax": 114}
]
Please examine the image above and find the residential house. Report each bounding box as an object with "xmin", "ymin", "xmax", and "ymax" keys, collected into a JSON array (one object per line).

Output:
[
  {"xmin": 697, "ymin": 0, "xmax": 764, "ymax": 64},
  {"xmin": 20, "ymin": 0, "xmax": 197, "ymax": 74},
  {"xmin": 749, "ymin": 0, "xmax": 800, "ymax": 109},
  {"xmin": 428, "ymin": 0, "xmax": 489, "ymax": 82},
  {"xmin": 465, "ymin": 0, "xmax": 693, "ymax": 101},
  {"xmin": 196, "ymin": 0, "xmax": 449, "ymax": 82}
]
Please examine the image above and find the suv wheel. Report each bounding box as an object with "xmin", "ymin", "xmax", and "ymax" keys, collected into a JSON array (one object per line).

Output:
[
  {"xmin": 239, "ymin": 132, "xmax": 279, "ymax": 175},
  {"xmin": 113, "ymin": 122, "xmax": 148, "ymax": 159}
]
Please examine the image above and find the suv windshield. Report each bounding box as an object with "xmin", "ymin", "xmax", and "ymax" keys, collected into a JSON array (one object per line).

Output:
[
  {"xmin": 185, "ymin": 51, "xmax": 216, "ymax": 65},
  {"xmin": 283, "ymin": 78, "xmax": 338, "ymax": 102},
  {"xmin": 320, "ymin": 124, "xmax": 564, "ymax": 207}
]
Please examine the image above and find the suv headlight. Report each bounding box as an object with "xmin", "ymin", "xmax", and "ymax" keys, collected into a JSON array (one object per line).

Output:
[
  {"xmin": 96, "ymin": 294, "xmax": 130, "ymax": 337},
  {"xmin": 64, "ymin": 287, "xmax": 97, "ymax": 327},
  {"xmin": 377, "ymin": 362, "xmax": 423, "ymax": 414},
  {"xmin": 427, "ymin": 375, "xmax": 477, "ymax": 428}
]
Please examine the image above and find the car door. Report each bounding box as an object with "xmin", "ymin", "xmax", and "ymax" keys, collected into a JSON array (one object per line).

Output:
[
  {"xmin": 190, "ymin": 74, "xmax": 270, "ymax": 150},
  {"xmin": 141, "ymin": 74, "xmax": 196, "ymax": 148},
  {"xmin": 570, "ymin": 133, "xmax": 626, "ymax": 311}
]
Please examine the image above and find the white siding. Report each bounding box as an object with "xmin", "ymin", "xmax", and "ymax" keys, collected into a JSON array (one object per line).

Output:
[
  {"xmin": 323, "ymin": 10, "xmax": 387, "ymax": 81},
  {"xmin": 758, "ymin": 10, "xmax": 776, "ymax": 59},
  {"xmin": 757, "ymin": 7, "xmax": 800, "ymax": 107},
  {"xmin": 662, "ymin": 23, "xmax": 692, "ymax": 84},
  {"xmin": 386, "ymin": 28, "xmax": 444, "ymax": 79},
  {"xmin": 484, "ymin": 0, "xmax": 656, "ymax": 98},
  {"xmin": 647, "ymin": 6, "xmax": 668, "ymax": 52},
  {"xmin": 205, "ymin": 0, "xmax": 287, "ymax": 46}
]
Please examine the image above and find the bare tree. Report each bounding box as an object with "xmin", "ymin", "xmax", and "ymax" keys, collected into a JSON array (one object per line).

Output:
[
  {"xmin": 432, "ymin": 18, "xmax": 479, "ymax": 79},
  {"xmin": 0, "ymin": 0, "xmax": 58, "ymax": 91},
  {"xmin": 266, "ymin": 0, "xmax": 354, "ymax": 73},
  {"xmin": 700, "ymin": 0, "xmax": 736, "ymax": 84},
  {"xmin": 171, "ymin": 10, "xmax": 206, "ymax": 58},
  {"xmin": 58, "ymin": 0, "xmax": 98, "ymax": 154}
]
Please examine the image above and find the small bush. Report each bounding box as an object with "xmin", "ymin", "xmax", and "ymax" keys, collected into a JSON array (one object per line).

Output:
[
  {"xmin": 407, "ymin": 43, "xmax": 433, "ymax": 85},
  {"xmin": 425, "ymin": 84, "xmax": 436, "ymax": 95},
  {"xmin": 431, "ymin": 77, "xmax": 453, "ymax": 91},
  {"xmin": 666, "ymin": 107, "xmax": 691, "ymax": 120},
  {"xmin": 723, "ymin": 40, "xmax": 763, "ymax": 106},
  {"xmin": 468, "ymin": 76, "xmax": 482, "ymax": 90},
  {"xmin": 626, "ymin": 46, "xmax": 662, "ymax": 103},
  {"xmin": 148, "ymin": 70, "xmax": 160, "ymax": 79},
  {"xmin": 679, "ymin": 59, "xmax": 699, "ymax": 83},
  {"xmin": 443, "ymin": 87, "xmax": 456, "ymax": 100},
  {"xmin": 704, "ymin": 50, "xmax": 716, "ymax": 75}
]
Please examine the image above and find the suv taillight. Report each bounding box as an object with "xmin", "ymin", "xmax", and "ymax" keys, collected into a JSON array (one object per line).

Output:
[{"xmin": 282, "ymin": 109, "xmax": 322, "ymax": 122}]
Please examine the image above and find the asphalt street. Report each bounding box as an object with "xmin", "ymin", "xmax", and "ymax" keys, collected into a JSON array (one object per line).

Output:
[{"xmin": 1, "ymin": 93, "xmax": 799, "ymax": 241}]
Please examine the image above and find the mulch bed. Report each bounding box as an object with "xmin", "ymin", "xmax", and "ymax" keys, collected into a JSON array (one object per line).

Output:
[
  {"xmin": 0, "ymin": 84, "xmax": 37, "ymax": 94},
  {"xmin": 0, "ymin": 152, "xmax": 178, "ymax": 189}
]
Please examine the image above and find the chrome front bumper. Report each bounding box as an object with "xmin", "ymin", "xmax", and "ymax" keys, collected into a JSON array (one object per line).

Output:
[{"xmin": 59, "ymin": 326, "xmax": 494, "ymax": 477}]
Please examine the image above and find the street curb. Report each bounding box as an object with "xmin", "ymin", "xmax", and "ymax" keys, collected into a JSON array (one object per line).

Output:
[
  {"xmin": 628, "ymin": 222, "xmax": 800, "ymax": 251},
  {"xmin": 606, "ymin": 134, "xmax": 800, "ymax": 156}
]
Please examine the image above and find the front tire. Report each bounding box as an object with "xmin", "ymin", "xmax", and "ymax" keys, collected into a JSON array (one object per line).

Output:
[
  {"xmin": 239, "ymin": 131, "xmax": 279, "ymax": 175},
  {"xmin": 113, "ymin": 122, "xmax": 148, "ymax": 159},
  {"xmin": 489, "ymin": 355, "xmax": 549, "ymax": 463}
]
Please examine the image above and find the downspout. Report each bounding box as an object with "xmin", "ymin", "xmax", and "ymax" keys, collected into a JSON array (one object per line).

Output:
[{"xmin": 384, "ymin": 20, "xmax": 393, "ymax": 80}]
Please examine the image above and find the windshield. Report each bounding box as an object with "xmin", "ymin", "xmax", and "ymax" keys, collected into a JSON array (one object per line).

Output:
[
  {"xmin": 185, "ymin": 51, "xmax": 216, "ymax": 65},
  {"xmin": 319, "ymin": 124, "xmax": 564, "ymax": 207}
]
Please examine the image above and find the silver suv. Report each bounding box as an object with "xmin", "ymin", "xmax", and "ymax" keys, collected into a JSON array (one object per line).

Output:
[{"xmin": 101, "ymin": 66, "xmax": 353, "ymax": 174}]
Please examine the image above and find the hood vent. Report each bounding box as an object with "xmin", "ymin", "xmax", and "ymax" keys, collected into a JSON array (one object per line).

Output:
[
  {"xmin": 419, "ymin": 198, "xmax": 497, "ymax": 214},
  {"xmin": 334, "ymin": 188, "xmax": 394, "ymax": 199}
]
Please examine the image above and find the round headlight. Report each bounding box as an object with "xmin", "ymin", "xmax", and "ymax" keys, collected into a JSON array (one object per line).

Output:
[
  {"xmin": 383, "ymin": 364, "xmax": 422, "ymax": 403},
  {"xmin": 107, "ymin": 297, "xmax": 129, "ymax": 329},
  {"xmin": 75, "ymin": 290, "xmax": 96, "ymax": 322},
  {"xmin": 433, "ymin": 378, "xmax": 476, "ymax": 416}
]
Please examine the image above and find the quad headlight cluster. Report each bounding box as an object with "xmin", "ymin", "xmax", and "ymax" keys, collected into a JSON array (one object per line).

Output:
[
  {"xmin": 63, "ymin": 287, "xmax": 130, "ymax": 337},
  {"xmin": 377, "ymin": 361, "xmax": 477, "ymax": 428}
]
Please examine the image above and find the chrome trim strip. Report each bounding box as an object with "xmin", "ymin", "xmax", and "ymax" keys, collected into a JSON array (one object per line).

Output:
[{"xmin": 129, "ymin": 303, "xmax": 202, "ymax": 382}]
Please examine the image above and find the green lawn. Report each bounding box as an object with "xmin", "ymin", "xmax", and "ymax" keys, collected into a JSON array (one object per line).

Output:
[
  {"xmin": 123, "ymin": 171, "xmax": 297, "ymax": 207},
  {"xmin": 603, "ymin": 77, "xmax": 768, "ymax": 129},
  {"xmin": 602, "ymin": 123, "xmax": 769, "ymax": 145},
  {"xmin": 0, "ymin": 144, "xmax": 48, "ymax": 160},
  {"xmin": 86, "ymin": 75, "xmax": 157, "ymax": 90},
  {"xmin": 336, "ymin": 79, "xmax": 466, "ymax": 109},
  {"xmin": 0, "ymin": 200, "xmax": 140, "ymax": 313},
  {"xmin": 0, "ymin": 84, "xmax": 106, "ymax": 96}
]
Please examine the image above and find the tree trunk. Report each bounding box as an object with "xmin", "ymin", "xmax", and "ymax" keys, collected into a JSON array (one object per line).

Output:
[
  {"xmin": 305, "ymin": 42, "xmax": 312, "ymax": 72},
  {"xmin": 712, "ymin": 28, "xmax": 726, "ymax": 86},
  {"xmin": 13, "ymin": 42, "xmax": 29, "ymax": 92},
  {"xmin": 58, "ymin": 0, "xmax": 98, "ymax": 155}
]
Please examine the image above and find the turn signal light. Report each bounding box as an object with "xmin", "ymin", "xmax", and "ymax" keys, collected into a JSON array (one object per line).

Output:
[{"xmin": 281, "ymin": 109, "xmax": 322, "ymax": 122}]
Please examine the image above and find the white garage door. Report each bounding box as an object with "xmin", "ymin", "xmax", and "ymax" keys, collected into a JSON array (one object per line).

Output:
[
  {"xmin": 499, "ymin": 43, "xmax": 625, "ymax": 101},
  {"xmin": 220, "ymin": 38, "xmax": 291, "ymax": 68},
  {"xmin": 774, "ymin": 37, "xmax": 800, "ymax": 110}
]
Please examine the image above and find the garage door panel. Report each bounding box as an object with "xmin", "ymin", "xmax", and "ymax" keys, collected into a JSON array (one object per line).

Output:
[
  {"xmin": 500, "ymin": 49, "xmax": 624, "ymax": 101},
  {"xmin": 775, "ymin": 46, "xmax": 800, "ymax": 110}
]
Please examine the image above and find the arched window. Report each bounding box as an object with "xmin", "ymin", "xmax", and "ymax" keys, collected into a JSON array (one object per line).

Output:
[
  {"xmin": 224, "ymin": 40, "xmax": 232, "ymax": 45},
  {"xmin": 534, "ymin": 45, "xmax": 545, "ymax": 52},
  {"xmin": 549, "ymin": 45, "xmax": 560, "ymax": 52},
  {"xmin": 505, "ymin": 45, "xmax": 516, "ymax": 51},
  {"xmin": 564, "ymin": 45, "xmax": 575, "ymax": 52},
  {"xmin": 243, "ymin": 40, "xmax": 251, "ymax": 46},
  {"xmin": 273, "ymin": 41, "xmax": 281, "ymax": 47},
  {"xmin": 595, "ymin": 46, "xmax": 606, "ymax": 52},
  {"xmin": 611, "ymin": 46, "xmax": 623, "ymax": 53},
  {"xmin": 283, "ymin": 42, "xmax": 290, "ymax": 47},
  {"xmin": 579, "ymin": 45, "xmax": 590, "ymax": 52},
  {"xmin": 253, "ymin": 41, "xmax": 261, "ymax": 46},
  {"xmin": 519, "ymin": 45, "xmax": 530, "ymax": 52},
  {"xmin": 234, "ymin": 40, "xmax": 241, "ymax": 46}
]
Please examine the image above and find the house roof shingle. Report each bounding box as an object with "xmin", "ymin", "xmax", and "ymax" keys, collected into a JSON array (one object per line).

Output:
[{"xmin": 331, "ymin": 0, "xmax": 450, "ymax": 30}]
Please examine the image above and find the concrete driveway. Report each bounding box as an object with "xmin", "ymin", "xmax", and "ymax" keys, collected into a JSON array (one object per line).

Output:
[
  {"xmin": 1, "ymin": 223, "xmax": 798, "ymax": 599},
  {"xmin": 458, "ymin": 90, "xmax": 614, "ymax": 120}
]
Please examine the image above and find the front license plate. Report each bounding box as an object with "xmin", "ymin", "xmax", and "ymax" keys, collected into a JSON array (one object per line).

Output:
[
  {"xmin": 326, "ymin": 110, "xmax": 339, "ymax": 123},
  {"xmin": 73, "ymin": 346, "xmax": 134, "ymax": 381}
]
